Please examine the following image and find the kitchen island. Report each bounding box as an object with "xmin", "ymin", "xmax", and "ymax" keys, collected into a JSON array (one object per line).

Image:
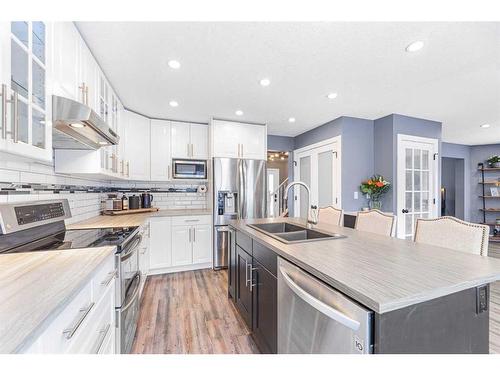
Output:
[{"xmin": 228, "ymin": 217, "xmax": 500, "ymax": 354}]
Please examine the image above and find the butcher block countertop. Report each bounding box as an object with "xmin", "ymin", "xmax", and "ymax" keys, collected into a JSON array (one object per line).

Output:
[
  {"xmin": 230, "ymin": 217, "xmax": 500, "ymax": 314},
  {"xmin": 67, "ymin": 208, "xmax": 211, "ymax": 229},
  {"xmin": 0, "ymin": 246, "xmax": 115, "ymax": 353}
]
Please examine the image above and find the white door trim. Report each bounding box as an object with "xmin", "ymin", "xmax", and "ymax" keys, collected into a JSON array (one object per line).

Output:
[
  {"xmin": 293, "ymin": 135, "xmax": 342, "ymax": 216},
  {"xmin": 396, "ymin": 133, "xmax": 439, "ymax": 239}
]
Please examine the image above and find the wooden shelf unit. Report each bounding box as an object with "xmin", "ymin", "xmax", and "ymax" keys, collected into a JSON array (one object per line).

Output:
[{"xmin": 478, "ymin": 165, "xmax": 500, "ymax": 241}]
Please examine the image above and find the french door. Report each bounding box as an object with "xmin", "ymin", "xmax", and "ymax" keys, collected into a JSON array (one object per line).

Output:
[
  {"xmin": 396, "ymin": 134, "xmax": 439, "ymax": 239},
  {"xmin": 293, "ymin": 136, "xmax": 341, "ymax": 218}
]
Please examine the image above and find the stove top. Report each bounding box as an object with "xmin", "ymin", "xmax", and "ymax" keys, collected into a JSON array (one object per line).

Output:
[{"xmin": 0, "ymin": 226, "xmax": 139, "ymax": 254}]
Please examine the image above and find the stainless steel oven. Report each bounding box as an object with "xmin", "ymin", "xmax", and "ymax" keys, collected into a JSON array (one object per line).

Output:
[
  {"xmin": 172, "ymin": 159, "xmax": 207, "ymax": 179},
  {"xmin": 115, "ymin": 230, "xmax": 142, "ymax": 354}
]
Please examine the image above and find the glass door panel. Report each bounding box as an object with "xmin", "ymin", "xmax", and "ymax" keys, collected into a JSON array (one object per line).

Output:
[
  {"xmin": 299, "ymin": 156, "xmax": 311, "ymax": 218},
  {"xmin": 318, "ymin": 150, "xmax": 333, "ymax": 207}
]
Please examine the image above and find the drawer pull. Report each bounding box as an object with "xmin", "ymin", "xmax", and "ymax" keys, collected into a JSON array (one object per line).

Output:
[
  {"xmin": 63, "ymin": 302, "xmax": 95, "ymax": 340},
  {"xmin": 184, "ymin": 219, "xmax": 200, "ymax": 222},
  {"xmin": 92, "ymin": 323, "xmax": 111, "ymax": 354},
  {"xmin": 100, "ymin": 270, "xmax": 117, "ymax": 287}
]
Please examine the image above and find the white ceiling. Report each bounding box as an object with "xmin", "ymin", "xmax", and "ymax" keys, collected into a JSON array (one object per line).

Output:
[{"xmin": 76, "ymin": 22, "xmax": 500, "ymax": 145}]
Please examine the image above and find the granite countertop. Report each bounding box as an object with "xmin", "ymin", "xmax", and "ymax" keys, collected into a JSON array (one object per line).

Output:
[
  {"xmin": 0, "ymin": 246, "xmax": 116, "ymax": 353},
  {"xmin": 67, "ymin": 208, "xmax": 212, "ymax": 229},
  {"xmin": 230, "ymin": 217, "xmax": 500, "ymax": 314}
]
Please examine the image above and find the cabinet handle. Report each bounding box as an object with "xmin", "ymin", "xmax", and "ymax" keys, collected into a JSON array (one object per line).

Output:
[
  {"xmin": 126, "ymin": 161, "xmax": 130, "ymax": 177},
  {"xmin": 1, "ymin": 84, "xmax": 7, "ymax": 139},
  {"xmin": 241, "ymin": 144, "xmax": 243, "ymax": 158},
  {"xmin": 79, "ymin": 83, "xmax": 86, "ymax": 103},
  {"xmin": 100, "ymin": 270, "xmax": 117, "ymax": 287},
  {"xmin": 167, "ymin": 164, "xmax": 171, "ymax": 180},
  {"xmin": 245, "ymin": 259, "xmax": 249, "ymax": 286},
  {"xmin": 92, "ymin": 323, "xmax": 111, "ymax": 354},
  {"xmin": 187, "ymin": 143, "xmax": 190, "ymax": 157},
  {"xmin": 9, "ymin": 91, "xmax": 19, "ymax": 143},
  {"xmin": 249, "ymin": 266, "xmax": 258, "ymax": 291},
  {"xmin": 120, "ymin": 160, "xmax": 124, "ymax": 175},
  {"xmin": 193, "ymin": 227, "xmax": 196, "ymax": 242},
  {"xmin": 238, "ymin": 144, "xmax": 241, "ymax": 157},
  {"xmin": 85, "ymin": 86, "xmax": 89, "ymax": 106},
  {"xmin": 62, "ymin": 302, "xmax": 95, "ymax": 340},
  {"xmin": 188, "ymin": 227, "xmax": 192, "ymax": 242}
]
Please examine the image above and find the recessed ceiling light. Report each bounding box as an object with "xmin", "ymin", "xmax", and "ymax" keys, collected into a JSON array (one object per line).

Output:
[
  {"xmin": 69, "ymin": 123, "xmax": 85, "ymax": 128},
  {"xmin": 260, "ymin": 78, "xmax": 270, "ymax": 87},
  {"xmin": 288, "ymin": 117, "xmax": 296, "ymax": 123},
  {"xmin": 406, "ymin": 41, "xmax": 424, "ymax": 52},
  {"xmin": 235, "ymin": 110, "xmax": 243, "ymax": 116},
  {"xmin": 168, "ymin": 60, "xmax": 181, "ymax": 69},
  {"xmin": 480, "ymin": 124, "xmax": 491, "ymax": 128},
  {"xmin": 169, "ymin": 101, "xmax": 179, "ymax": 107},
  {"xmin": 99, "ymin": 141, "xmax": 108, "ymax": 145},
  {"xmin": 326, "ymin": 92, "xmax": 338, "ymax": 99}
]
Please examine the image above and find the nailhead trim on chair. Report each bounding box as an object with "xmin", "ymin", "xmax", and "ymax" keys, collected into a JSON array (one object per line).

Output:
[{"xmin": 414, "ymin": 216, "xmax": 489, "ymax": 256}]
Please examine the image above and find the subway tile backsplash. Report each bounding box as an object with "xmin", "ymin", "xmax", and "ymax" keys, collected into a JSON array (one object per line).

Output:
[{"xmin": 0, "ymin": 160, "xmax": 209, "ymax": 224}]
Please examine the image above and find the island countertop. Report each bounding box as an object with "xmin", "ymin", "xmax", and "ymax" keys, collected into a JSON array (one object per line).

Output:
[
  {"xmin": 0, "ymin": 246, "xmax": 116, "ymax": 353},
  {"xmin": 229, "ymin": 217, "xmax": 500, "ymax": 314}
]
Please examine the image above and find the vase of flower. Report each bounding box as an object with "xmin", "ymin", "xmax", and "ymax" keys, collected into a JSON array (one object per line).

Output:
[
  {"xmin": 360, "ymin": 175, "xmax": 391, "ymax": 211},
  {"xmin": 487, "ymin": 155, "xmax": 500, "ymax": 168}
]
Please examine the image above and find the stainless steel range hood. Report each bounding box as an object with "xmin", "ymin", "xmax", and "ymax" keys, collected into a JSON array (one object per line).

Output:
[{"xmin": 52, "ymin": 95, "xmax": 119, "ymax": 150}]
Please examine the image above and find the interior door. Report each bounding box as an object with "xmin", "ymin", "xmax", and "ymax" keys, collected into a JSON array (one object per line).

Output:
[
  {"xmin": 397, "ymin": 134, "xmax": 439, "ymax": 239},
  {"xmin": 267, "ymin": 168, "xmax": 280, "ymax": 217},
  {"xmin": 294, "ymin": 137, "xmax": 341, "ymax": 218}
]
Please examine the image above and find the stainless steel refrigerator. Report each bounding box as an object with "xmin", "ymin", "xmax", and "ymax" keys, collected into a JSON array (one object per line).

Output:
[{"xmin": 212, "ymin": 158, "xmax": 267, "ymax": 269}]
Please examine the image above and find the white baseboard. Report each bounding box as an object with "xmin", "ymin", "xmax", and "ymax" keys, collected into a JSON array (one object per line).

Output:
[{"xmin": 147, "ymin": 262, "xmax": 212, "ymax": 276}]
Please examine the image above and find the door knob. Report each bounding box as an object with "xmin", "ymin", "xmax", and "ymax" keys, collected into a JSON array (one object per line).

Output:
[{"xmin": 402, "ymin": 208, "xmax": 409, "ymax": 214}]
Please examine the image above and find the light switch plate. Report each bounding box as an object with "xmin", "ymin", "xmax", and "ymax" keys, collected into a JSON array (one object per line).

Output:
[{"xmin": 354, "ymin": 192, "xmax": 359, "ymax": 200}]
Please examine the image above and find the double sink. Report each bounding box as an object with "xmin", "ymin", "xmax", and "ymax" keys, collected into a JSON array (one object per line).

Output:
[{"xmin": 247, "ymin": 222, "xmax": 345, "ymax": 244}]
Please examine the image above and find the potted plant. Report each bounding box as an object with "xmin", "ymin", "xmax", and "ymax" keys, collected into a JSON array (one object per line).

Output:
[
  {"xmin": 360, "ymin": 175, "xmax": 391, "ymax": 210},
  {"xmin": 487, "ymin": 155, "xmax": 500, "ymax": 168}
]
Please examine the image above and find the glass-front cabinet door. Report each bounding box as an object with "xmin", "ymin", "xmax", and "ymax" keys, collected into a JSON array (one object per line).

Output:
[{"xmin": 0, "ymin": 21, "xmax": 52, "ymax": 162}]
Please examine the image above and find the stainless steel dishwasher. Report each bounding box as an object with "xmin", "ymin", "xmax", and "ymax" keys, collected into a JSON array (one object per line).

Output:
[{"xmin": 278, "ymin": 257, "xmax": 373, "ymax": 354}]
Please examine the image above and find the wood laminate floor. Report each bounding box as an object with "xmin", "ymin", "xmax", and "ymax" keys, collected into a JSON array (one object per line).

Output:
[
  {"xmin": 132, "ymin": 242, "xmax": 500, "ymax": 354},
  {"xmin": 131, "ymin": 269, "xmax": 260, "ymax": 354}
]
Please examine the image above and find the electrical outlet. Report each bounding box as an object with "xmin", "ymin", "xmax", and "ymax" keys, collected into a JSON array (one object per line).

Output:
[{"xmin": 354, "ymin": 192, "xmax": 359, "ymax": 200}]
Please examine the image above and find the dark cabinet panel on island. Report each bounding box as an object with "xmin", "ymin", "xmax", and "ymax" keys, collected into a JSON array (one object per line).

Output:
[
  {"xmin": 228, "ymin": 227, "xmax": 237, "ymax": 299},
  {"xmin": 252, "ymin": 259, "xmax": 277, "ymax": 354},
  {"xmin": 235, "ymin": 245, "xmax": 253, "ymax": 328}
]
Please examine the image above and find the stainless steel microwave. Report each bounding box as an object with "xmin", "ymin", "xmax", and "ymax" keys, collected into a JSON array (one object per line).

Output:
[{"xmin": 172, "ymin": 159, "xmax": 207, "ymax": 179}]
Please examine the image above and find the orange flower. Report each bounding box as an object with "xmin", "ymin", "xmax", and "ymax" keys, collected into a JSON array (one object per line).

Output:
[
  {"xmin": 375, "ymin": 181, "xmax": 384, "ymax": 187},
  {"xmin": 367, "ymin": 180, "xmax": 373, "ymax": 185}
]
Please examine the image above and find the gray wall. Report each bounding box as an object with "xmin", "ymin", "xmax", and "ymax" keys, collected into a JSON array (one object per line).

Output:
[
  {"xmin": 442, "ymin": 158, "xmax": 457, "ymax": 217},
  {"xmin": 373, "ymin": 115, "xmax": 396, "ymax": 210}
]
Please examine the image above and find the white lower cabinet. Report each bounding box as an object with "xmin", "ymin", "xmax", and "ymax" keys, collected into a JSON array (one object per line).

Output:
[
  {"xmin": 149, "ymin": 217, "xmax": 172, "ymax": 271},
  {"xmin": 22, "ymin": 253, "xmax": 116, "ymax": 354},
  {"xmin": 148, "ymin": 215, "xmax": 212, "ymax": 274}
]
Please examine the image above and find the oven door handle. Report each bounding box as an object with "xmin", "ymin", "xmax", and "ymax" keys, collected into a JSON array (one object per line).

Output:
[
  {"xmin": 121, "ymin": 235, "xmax": 142, "ymax": 261},
  {"xmin": 279, "ymin": 266, "xmax": 361, "ymax": 331},
  {"xmin": 121, "ymin": 273, "xmax": 141, "ymax": 312}
]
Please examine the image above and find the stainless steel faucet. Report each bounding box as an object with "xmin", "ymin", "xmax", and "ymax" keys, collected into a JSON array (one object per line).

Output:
[{"xmin": 284, "ymin": 181, "xmax": 318, "ymax": 228}]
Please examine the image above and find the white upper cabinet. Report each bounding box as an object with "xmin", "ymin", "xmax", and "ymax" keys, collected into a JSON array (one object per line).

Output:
[
  {"xmin": 190, "ymin": 124, "xmax": 209, "ymax": 159},
  {"xmin": 0, "ymin": 21, "xmax": 52, "ymax": 162},
  {"xmin": 52, "ymin": 22, "xmax": 79, "ymax": 101},
  {"xmin": 171, "ymin": 121, "xmax": 208, "ymax": 159},
  {"xmin": 122, "ymin": 110, "xmax": 150, "ymax": 181},
  {"xmin": 211, "ymin": 119, "xmax": 267, "ymax": 160},
  {"xmin": 78, "ymin": 42, "xmax": 98, "ymax": 111},
  {"xmin": 150, "ymin": 119, "xmax": 171, "ymax": 181}
]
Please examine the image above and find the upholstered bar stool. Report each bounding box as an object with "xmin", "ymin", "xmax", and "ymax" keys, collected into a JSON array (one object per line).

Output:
[
  {"xmin": 318, "ymin": 206, "xmax": 344, "ymax": 227},
  {"xmin": 355, "ymin": 209, "xmax": 396, "ymax": 237},
  {"xmin": 414, "ymin": 216, "xmax": 489, "ymax": 256}
]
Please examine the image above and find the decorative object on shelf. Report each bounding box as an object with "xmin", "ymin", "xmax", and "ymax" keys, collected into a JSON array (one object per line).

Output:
[
  {"xmin": 487, "ymin": 155, "xmax": 500, "ymax": 168},
  {"xmin": 491, "ymin": 187, "xmax": 500, "ymax": 197},
  {"xmin": 360, "ymin": 175, "xmax": 391, "ymax": 210}
]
